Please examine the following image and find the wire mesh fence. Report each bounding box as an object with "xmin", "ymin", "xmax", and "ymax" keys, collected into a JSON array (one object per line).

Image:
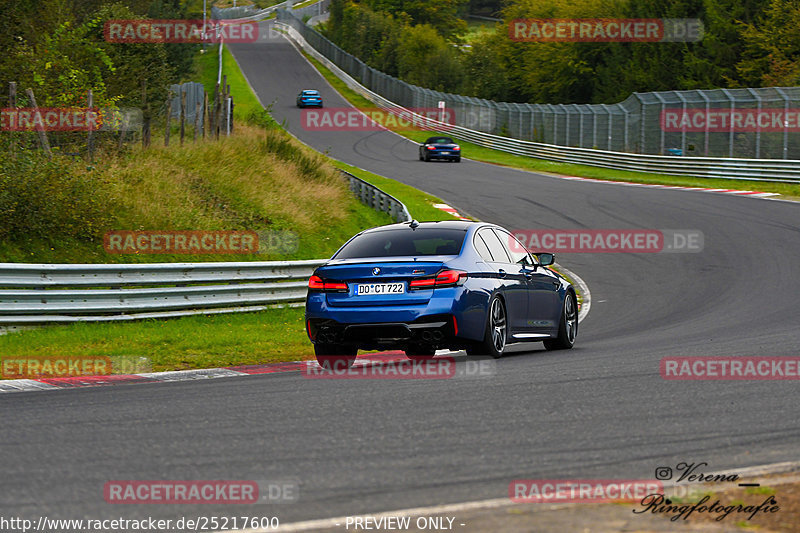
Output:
[{"xmin": 279, "ymin": 9, "xmax": 800, "ymax": 160}]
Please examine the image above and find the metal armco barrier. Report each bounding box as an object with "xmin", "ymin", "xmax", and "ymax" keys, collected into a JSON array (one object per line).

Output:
[
  {"xmin": 340, "ymin": 170, "xmax": 412, "ymax": 223},
  {"xmin": 0, "ymin": 260, "xmax": 324, "ymax": 325},
  {"xmin": 277, "ymin": 12, "xmax": 800, "ymax": 183}
]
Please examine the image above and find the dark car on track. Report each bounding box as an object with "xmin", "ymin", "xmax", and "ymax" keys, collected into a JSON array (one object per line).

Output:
[
  {"xmin": 296, "ymin": 89, "xmax": 323, "ymax": 108},
  {"xmin": 305, "ymin": 220, "xmax": 578, "ymax": 368},
  {"xmin": 419, "ymin": 136, "xmax": 461, "ymax": 162}
]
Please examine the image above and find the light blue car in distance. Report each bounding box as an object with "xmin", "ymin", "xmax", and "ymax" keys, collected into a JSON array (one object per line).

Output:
[{"xmin": 296, "ymin": 89, "xmax": 323, "ymax": 108}]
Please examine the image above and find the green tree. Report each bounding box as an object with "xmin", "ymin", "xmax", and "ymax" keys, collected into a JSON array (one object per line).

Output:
[
  {"xmin": 397, "ymin": 24, "xmax": 464, "ymax": 90},
  {"xmin": 737, "ymin": 0, "xmax": 800, "ymax": 86}
]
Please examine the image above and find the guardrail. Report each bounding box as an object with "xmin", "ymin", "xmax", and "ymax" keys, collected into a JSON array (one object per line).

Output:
[
  {"xmin": 340, "ymin": 170, "xmax": 411, "ymax": 223},
  {"xmin": 212, "ymin": 1, "xmax": 290, "ymax": 22},
  {"xmin": 277, "ymin": 12, "xmax": 800, "ymax": 183},
  {"xmin": 0, "ymin": 260, "xmax": 325, "ymax": 325}
]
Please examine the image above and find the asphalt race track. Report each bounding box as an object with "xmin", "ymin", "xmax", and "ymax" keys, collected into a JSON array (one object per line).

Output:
[{"xmin": 2, "ymin": 20, "xmax": 800, "ymax": 528}]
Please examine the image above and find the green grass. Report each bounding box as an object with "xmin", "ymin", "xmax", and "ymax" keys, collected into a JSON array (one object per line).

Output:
[
  {"xmin": 196, "ymin": 45, "xmax": 264, "ymax": 120},
  {"xmin": 300, "ymin": 48, "xmax": 800, "ymax": 199},
  {"xmin": 332, "ymin": 161, "xmax": 465, "ymax": 222},
  {"xmin": 0, "ymin": 308, "xmax": 314, "ymax": 374}
]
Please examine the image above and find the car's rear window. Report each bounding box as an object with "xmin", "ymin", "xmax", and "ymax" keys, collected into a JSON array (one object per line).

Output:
[
  {"xmin": 426, "ymin": 137, "xmax": 454, "ymax": 145},
  {"xmin": 303, "ymin": 91, "xmax": 319, "ymax": 95},
  {"xmin": 334, "ymin": 228, "xmax": 467, "ymax": 259}
]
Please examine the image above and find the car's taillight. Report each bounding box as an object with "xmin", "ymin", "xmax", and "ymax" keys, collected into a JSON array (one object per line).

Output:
[
  {"xmin": 308, "ymin": 275, "xmax": 348, "ymax": 292},
  {"xmin": 409, "ymin": 269, "xmax": 467, "ymax": 290},
  {"xmin": 453, "ymin": 145, "xmax": 460, "ymax": 150},
  {"xmin": 426, "ymin": 145, "xmax": 436, "ymax": 150},
  {"xmin": 408, "ymin": 277, "xmax": 436, "ymax": 290}
]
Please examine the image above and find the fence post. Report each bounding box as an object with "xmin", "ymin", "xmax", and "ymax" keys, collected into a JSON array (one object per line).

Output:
[
  {"xmin": 194, "ymin": 101, "xmax": 201, "ymax": 143},
  {"xmin": 142, "ymin": 79, "xmax": 151, "ymax": 148},
  {"xmin": 8, "ymin": 82, "xmax": 16, "ymax": 154},
  {"xmin": 776, "ymin": 87, "xmax": 789, "ymax": 159},
  {"xmin": 226, "ymin": 83, "xmax": 231, "ymax": 135},
  {"xmin": 203, "ymin": 91, "xmax": 209, "ymax": 139},
  {"xmin": 165, "ymin": 91, "xmax": 173, "ymax": 147},
  {"xmin": 25, "ymin": 88, "xmax": 52, "ymax": 158},
  {"xmin": 87, "ymin": 89, "xmax": 94, "ymax": 162},
  {"xmin": 219, "ymin": 74, "xmax": 228, "ymax": 133},
  {"xmin": 214, "ymin": 83, "xmax": 221, "ymax": 140},
  {"xmin": 180, "ymin": 88, "xmax": 187, "ymax": 146}
]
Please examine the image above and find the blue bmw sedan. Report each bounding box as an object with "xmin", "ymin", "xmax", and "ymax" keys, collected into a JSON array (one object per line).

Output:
[{"xmin": 305, "ymin": 220, "xmax": 578, "ymax": 368}]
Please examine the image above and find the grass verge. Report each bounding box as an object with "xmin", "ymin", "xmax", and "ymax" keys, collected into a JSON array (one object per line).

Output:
[
  {"xmin": 300, "ymin": 48, "xmax": 800, "ymax": 199},
  {"xmin": 0, "ymin": 308, "xmax": 313, "ymax": 373}
]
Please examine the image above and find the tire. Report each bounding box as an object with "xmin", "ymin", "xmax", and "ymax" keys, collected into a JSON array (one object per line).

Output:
[
  {"xmin": 454, "ymin": 157, "xmax": 461, "ymax": 162},
  {"xmin": 424, "ymin": 153, "xmax": 430, "ymax": 162},
  {"xmin": 544, "ymin": 291, "xmax": 578, "ymax": 350},
  {"xmin": 466, "ymin": 295, "xmax": 507, "ymax": 358},
  {"xmin": 405, "ymin": 344, "xmax": 435, "ymax": 360},
  {"xmin": 314, "ymin": 343, "xmax": 357, "ymax": 369},
  {"xmin": 419, "ymin": 152, "xmax": 424, "ymax": 161}
]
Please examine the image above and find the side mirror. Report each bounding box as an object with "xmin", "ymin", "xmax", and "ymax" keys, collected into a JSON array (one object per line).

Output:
[{"xmin": 536, "ymin": 252, "xmax": 555, "ymax": 266}]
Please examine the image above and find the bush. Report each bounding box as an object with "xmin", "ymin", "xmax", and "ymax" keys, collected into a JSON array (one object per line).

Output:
[{"xmin": 0, "ymin": 148, "xmax": 115, "ymax": 243}]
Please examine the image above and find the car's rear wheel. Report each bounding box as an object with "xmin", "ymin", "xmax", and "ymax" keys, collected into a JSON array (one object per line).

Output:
[
  {"xmin": 544, "ymin": 291, "xmax": 578, "ymax": 350},
  {"xmin": 454, "ymin": 157, "xmax": 461, "ymax": 163},
  {"xmin": 424, "ymin": 153, "xmax": 430, "ymax": 162},
  {"xmin": 314, "ymin": 343, "xmax": 357, "ymax": 369},
  {"xmin": 467, "ymin": 296, "xmax": 507, "ymax": 358},
  {"xmin": 419, "ymin": 152, "xmax": 424, "ymax": 161}
]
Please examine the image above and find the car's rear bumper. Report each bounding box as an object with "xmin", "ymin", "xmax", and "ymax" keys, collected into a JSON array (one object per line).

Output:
[
  {"xmin": 427, "ymin": 152, "xmax": 460, "ymax": 160},
  {"xmin": 306, "ymin": 315, "xmax": 460, "ymax": 351},
  {"xmin": 305, "ymin": 290, "xmax": 487, "ymax": 349}
]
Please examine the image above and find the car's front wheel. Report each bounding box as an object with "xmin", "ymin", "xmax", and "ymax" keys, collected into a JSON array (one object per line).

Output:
[
  {"xmin": 467, "ymin": 295, "xmax": 507, "ymax": 358},
  {"xmin": 544, "ymin": 291, "xmax": 578, "ymax": 350},
  {"xmin": 314, "ymin": 343, "xmax": 357, "ymax": 369}
]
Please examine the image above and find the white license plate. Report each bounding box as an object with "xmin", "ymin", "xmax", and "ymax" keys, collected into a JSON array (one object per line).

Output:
[
  {"xmin": 355, "ymin": 283, "xmax": 405, "ymax": 295},
  {"xmin": 440, "ymin": 151, "xmax": 450, "ymax": 155}
]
